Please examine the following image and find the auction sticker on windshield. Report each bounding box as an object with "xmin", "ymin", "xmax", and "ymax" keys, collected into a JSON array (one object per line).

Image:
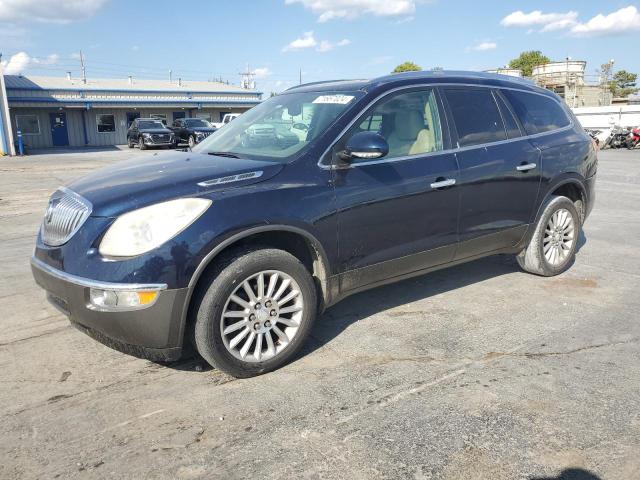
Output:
[{"xmin": 312, "ymin": 95, "xmax": 355, "ymax": 104}]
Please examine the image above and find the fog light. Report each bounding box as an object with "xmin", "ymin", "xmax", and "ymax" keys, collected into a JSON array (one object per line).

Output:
[{"xmin": 89, "ymin": 288, "xmax": 159, "ymax": 310}]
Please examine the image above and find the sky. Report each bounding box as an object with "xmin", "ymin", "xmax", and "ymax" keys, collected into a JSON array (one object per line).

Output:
[{"xmin": 0, "ymin": 0, "xmax": 639, "ymax": 93}]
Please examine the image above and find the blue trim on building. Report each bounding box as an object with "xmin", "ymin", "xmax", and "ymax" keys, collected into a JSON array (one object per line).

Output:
[
  {"xmin": 7, "ymin": 97, "xmax": 262, "ymax": 106},
  {"xmin": 5, "ymin": 86, "xmax": 263, "ymax": 96}
]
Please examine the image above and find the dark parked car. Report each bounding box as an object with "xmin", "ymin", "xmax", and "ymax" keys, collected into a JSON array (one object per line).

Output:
[
  {"xmin": 169, "ymin": 118, "xmax": 217, "ymax": 148},
  {"xmin": 127, "ymin": 118, "xmax": 175, "ymax": 150},
  {"xmin": 31, "ymin": 71, "xmax": 597, "ymax": 378}
]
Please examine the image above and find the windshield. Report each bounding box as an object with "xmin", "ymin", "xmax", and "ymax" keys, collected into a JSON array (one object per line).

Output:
[
  {"xmin": 193, "ymin": 91, "xmax": 362, "ymax": 162},
  {"xmin": 185, "ymin": 119, "xmax": 212, "ymax": 128},
  {"xmin": 137, "ymin": 121, "xmax": 165, "ymax": 129}
]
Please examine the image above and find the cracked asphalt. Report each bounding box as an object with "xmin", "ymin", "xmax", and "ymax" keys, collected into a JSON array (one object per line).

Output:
[{"xmin": 1, "ymin": 148, "xmax": 639, "ymax": 479}]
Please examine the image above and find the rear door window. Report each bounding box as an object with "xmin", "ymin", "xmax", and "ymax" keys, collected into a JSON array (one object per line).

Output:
[
  {"xmin": 444, "ymin": 88, "xmax": 506, "ymax": 147},
  {"xmin": 501, "ymin": 89, "xmax": 570, "ymax": 135}
]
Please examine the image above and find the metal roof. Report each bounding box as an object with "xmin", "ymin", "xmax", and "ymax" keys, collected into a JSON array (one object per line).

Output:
[{"xmin": 3, "ymin": 75, "xmax": 262, "ymax": 95}]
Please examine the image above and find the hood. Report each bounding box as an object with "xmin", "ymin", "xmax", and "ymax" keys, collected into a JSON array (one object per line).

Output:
[
  {"xmin": 139, "ymin": 128, "xmax": 172, "ymax": 134},
  {"xmin": 192, "ymin": 127, "xmax": 217, "ymax": 133},
  {"xmin": 67, "ymin": 150, "xmax": 285, "ymax": 217}
]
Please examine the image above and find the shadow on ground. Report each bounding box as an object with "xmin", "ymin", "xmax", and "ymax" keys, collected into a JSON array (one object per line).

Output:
[{"xmin": 530, "ymin": 467, "xmax": 602, "ymax": 480}]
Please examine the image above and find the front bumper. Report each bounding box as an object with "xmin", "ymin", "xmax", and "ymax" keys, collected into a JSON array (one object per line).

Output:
[{"xmin": 31, "ymin": 256, "xmax": 187, "ymax": 362}]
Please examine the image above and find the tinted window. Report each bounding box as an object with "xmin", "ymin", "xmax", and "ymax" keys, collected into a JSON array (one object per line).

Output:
[
  {"xmin": 501, "ymin": 89, "xmax": 570, "ymax": 135},
  {"xmin": 348, "ymin": 88, "xmax": 444, "ymax": 161},
  {"xmin": 494, "ymin": 92, "xmax": 522, "ymax": 139},
  {"xmin": 445, "ymin": 88, "xmax": 506, "ymax": 147}
]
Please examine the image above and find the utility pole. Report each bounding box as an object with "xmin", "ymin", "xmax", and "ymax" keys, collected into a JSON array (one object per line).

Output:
[
  {"xmin": 79, "ymin": 50, "xmax": 87, "ymax": 84},
  {"xmin": 239, "ymin": 64, "xmax": 255, "ymax": 89},
  {"xmin": 169, "ymin": 69, "xmax": 172, "ymax": 83}
]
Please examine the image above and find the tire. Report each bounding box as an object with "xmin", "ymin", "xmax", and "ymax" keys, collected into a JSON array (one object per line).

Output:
[
  {"xmin": 127, "ymin": 137, "xmax": 134, "ymax": 148},
  {"xmin": 138, "ymin": 137, "xmax": 147, "ymax": 150},
  {"xmin": 188, "ymin": 135, "xmax": 196, "ymax": 148},
  {"xmin": 193, "ymin": 248, "xmax": 318, "ymax": 378},
  {"xmin": 517, "ymin": 195, "xmax": 581, "ymax": 277}
]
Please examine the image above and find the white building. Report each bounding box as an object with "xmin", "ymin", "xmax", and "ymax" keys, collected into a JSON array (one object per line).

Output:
[{"xmin": 0, "ymin": 74, "xmax": 262, "ymax": 152}]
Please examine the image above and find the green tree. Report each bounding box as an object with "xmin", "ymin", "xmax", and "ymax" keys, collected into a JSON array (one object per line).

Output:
[
  {"xmin": 508, "ymin": 51, "xmax": 550, "ymax": 77},
  {"xmin": 609, "ymin": 70, "xmax": 638, "ymax": 98},
  {"xmin": 392, "ymin": 61, "xmax": 422, "ymax": 73}
]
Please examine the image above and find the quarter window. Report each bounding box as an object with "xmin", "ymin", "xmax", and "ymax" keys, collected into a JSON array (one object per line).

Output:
[
  {"xmin": 349, "ymin": 88, "xmax": 444, "ymax": 161},
  {"xmin": 444, "ymin": 88, "xmax": 506, "ymax": 147},
  {"xmin": 15, "ymin": 115, "xmax": 41, "ymax": 135},
  {"xmin": 501, "ymin": 89, "xmax": 570, "ymax": 135},
  {"xmin": 97, "ymin": 114, "xmax": 116, "ymax": 133}
]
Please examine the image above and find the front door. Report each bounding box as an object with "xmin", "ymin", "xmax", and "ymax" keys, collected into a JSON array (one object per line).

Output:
[
  {"xmin": 441, "ymin": 87, "xmax": 541, "ymax": 259},
  {"xmin": 332, "ymin": 87, "xmax": 460, "ymax": 292},
  {"xmin": 126, "ymin": 111, "xmax": 140, "ymax": 128},
  {"xmin": 49, "ymin": 112, "xmax": 69, "ymax": 147}
]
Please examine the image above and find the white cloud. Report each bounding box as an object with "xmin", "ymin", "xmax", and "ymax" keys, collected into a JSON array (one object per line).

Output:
[
  {"xmin": 317, "ymin": 38, "xmax": 351, "ymax": 51},
  {"xmin": 285, "ymin": 0, "xmax": 419, "ymax": 22},
  {"xmin": 0, "ymin": 0, "xmax": 107, "ymax": 24},
  {"xmin": 282, "ymin": 31, "xmax": 317, "ymax": 51},
  {"xmin": 254, "ymin": 67, "xmax": 271, "ymax": 77},
  {"xmin": 1, "ymin": 51, "xmax": 59, "ymax": 74},
  {"xmin": 283, "ymin": 31, "xmax": 350, "ymax": 52},
  {"xmin": 501, "ymin": 10, "xmax": 578, "ymax": 32},
  {"xmin": 570, "ymin": 6, "xmax": 640, "ymax": 36},
  {"xmin": 470, "ymin": 41, "xmax": 497, "ymax": 51}
]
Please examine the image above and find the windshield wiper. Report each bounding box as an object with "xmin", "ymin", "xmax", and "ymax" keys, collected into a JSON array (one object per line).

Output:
[{"xmin": 207, "ymin": 151, "xmax": 242, "ymax": 158}]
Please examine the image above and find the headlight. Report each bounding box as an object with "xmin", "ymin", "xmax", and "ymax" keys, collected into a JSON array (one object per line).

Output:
[
  {"xmin": 195, "ymin": 131, "xmax": 205, "ymax": 137},
  {"xmin": 99, "ymin": 198, "xmax": 212, "ymax": 257}
]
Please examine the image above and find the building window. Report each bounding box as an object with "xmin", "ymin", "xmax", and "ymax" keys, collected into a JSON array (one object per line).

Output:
[
  {"xmin": 97, "ymin": 114, "xmax": 116, "ymax": 133},
  {"xmin": 195, "ymin": 113, "xmax": 212, "ymax": 122},
  {"xmin": 15, "ymin": 115, "xmax": 41, "ymax": 135},
  {"xmin": 150, "ymin": 113, "xmax": 167, "ymax": 125}
]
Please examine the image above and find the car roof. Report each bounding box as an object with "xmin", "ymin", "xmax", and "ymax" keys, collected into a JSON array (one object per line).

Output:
[
  {"xmin": 135, "ymin": 118, "xmax": 164, "ymax": 121},
  {"xmin": 285, "ymin": 70, "xmax": 554, "ymax": 98}
]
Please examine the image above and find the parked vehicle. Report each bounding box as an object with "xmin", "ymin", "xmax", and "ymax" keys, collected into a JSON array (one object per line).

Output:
[
  {"xmin": 625, "ymin": 127, "xmax": 640, "ymax": 150},
  {"xmin": 169, "ymin": 118, "xmax": 217, "ymax": 148},
  {"xmin": 211, "ymin": 113, "xmax": 241, "ymax": 129},
  {"xmin": 31, "ymin": 72, "xmax": 597, "ymax": 378},
  {"xmin": 126, "ymin": 118, "xmax": 175, "ymax": 150},
  {"xmin": 602, "ymin": 126, "xmax": 630, "ymax": 149}
]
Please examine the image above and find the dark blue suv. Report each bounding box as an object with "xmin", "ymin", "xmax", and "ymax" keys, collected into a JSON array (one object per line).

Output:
[{"xmin": 31, "ymin": 71, "xmax": 597, "ymax": 377}]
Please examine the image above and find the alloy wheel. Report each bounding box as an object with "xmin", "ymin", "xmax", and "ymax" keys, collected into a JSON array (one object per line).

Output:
[
  {"xmin": 543, "ymin": 208, "xmax": 575, "ymax": 266},
  {"xmin": 220, "ymin": 270, "xmax": 304, "ymax": 362}
]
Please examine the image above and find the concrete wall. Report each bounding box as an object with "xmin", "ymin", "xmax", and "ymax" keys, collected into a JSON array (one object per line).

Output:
[{"xmin": 573, "ymin": 105, "xmax": 640, "ymax": 129}]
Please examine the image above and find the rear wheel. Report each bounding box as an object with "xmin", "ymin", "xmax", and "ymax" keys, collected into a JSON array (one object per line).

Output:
[
  {"xmin": 517, "ymin": 195, "xmax": 581, "ymax": 276},
  {"xmin": 138, "ymin": 137, "xmax": 147, "ymax": 150},
  {"xmin": 193, "ymin": 248, "xmax": 317, "ymax": 378}
]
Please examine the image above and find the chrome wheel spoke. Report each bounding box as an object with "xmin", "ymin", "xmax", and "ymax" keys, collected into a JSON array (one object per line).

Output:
[
  {"xmin": 257, "ymin": 273, "xmax": 265, "ymax": 300},
  {"xmin": 266, "ymin": 273, "xmax": 278, "ymax": 298},
  {"xmin": 223, "ymin": 320, "xmax": 249, "ymax": 335},
  {"xmin": 272, "ymin": 325, "xmax": 289, "ymax": 344},
  {"xmin": 279, "ymin": 305, "xmax": 303, "ymax": 315},
  {"xmin": 276, "ymin": 317, "xmax": 298, "ymax": 328},
  {"xmin": 254, "ymin": 333, "xmax": 264, "ymax": 361},
  {"xmin": 242, "ymin": 281, "xmax": 258, "ymax": 304},
  {"xmin": 543, "ymin": 208, "xmax": 575, "ymax": 267},
  {"xmin": 273, "ymin": 278, "xmax": 291, "ymax": 301},
  {"xmin": 240, "ymin": 331, "xmax": 256, "ymax": 359},
  {"xmin": 230, "ymin": 294, "xmax": 251, "ymax": 310},
  {"xmin": 229, "ymin": 327, "xmax": 250, "ymax": 349},
  {"xmin": 265, "ymin": 333, "xmax": 276, "ymax": 356},
  {"xmin": 277, "ymin": 289, "xmax": 299, "ymax": 307}
]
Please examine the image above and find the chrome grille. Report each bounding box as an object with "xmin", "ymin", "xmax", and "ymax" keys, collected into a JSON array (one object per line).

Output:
[
  {"xmin": 41, "ymin": 187, "xmax": 92, "ymax": 246},
  {"xmin": 151, "ymin": 134, "xmax": 170, "ymax": 143}
]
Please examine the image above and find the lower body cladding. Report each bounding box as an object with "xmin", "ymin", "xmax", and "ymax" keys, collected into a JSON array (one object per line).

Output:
[{"xmin": 31, "ymin": 257, "xmax": 188, "ymax": 362}]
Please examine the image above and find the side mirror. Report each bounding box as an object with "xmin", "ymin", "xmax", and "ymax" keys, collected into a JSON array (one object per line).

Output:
[{"xmin": 339, "ymin": 131, "xmax": 389, "ymax": 162}]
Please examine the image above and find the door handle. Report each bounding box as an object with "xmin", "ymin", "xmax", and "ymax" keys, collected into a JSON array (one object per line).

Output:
[
  {"xmin": 430, "ymin": 178, "xmax": 456, "ymax": 189},
  {"xmin": 516, "ymin": 163, "xmax": 537, "ymax": 172}
]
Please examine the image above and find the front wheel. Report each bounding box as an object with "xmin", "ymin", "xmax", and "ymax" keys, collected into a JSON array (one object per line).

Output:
[
  {"xmin": 188, "ymin": 135, "xmax": 196, "ymax": 148},
  {"xmin": 517, "ymin": 195, "xmax": 581, "ymax": 276},
  {"xmin": 138, "ymin": 137, "xmax": 147, "ymax": 150},
  {"xmin": 127, "ymin": 137, "xmax": 134, "ymax": 148},
  {"xmin": 193, "ymin": 248, "xmax": 317, "ymax": 378}
]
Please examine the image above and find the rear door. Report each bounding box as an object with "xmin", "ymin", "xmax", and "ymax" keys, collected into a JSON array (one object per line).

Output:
[
  {"xmin": 441, "ymin": 86, "xmax": 541, "ymax": 259},
  {"xmin": 331, "ymin": 87, "xmax": 460, "ymax": 292}
]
